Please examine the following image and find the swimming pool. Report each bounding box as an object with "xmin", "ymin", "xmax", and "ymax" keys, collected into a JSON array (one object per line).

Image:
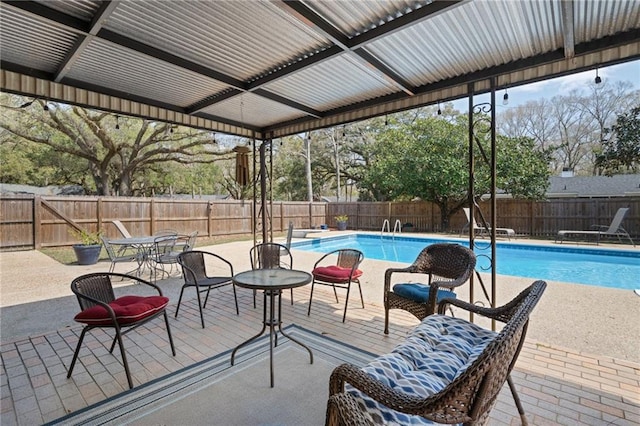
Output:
[{"xmin": 291, "ymin": 234, "xmax": 640, "ymax": 290}]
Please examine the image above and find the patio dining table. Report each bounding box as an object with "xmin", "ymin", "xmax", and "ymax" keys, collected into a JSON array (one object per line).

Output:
[{"xmin": 107, "ymin": 236, "xmax": 157, "ymax": 277}]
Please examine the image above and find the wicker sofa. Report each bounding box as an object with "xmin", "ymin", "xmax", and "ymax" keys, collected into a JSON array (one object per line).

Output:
[{"xmin": 326, "ymin": 280, "xmax": 547, "ymax": 426}]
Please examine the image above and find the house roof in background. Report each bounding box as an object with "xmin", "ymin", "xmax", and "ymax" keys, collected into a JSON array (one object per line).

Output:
[
  {"xmin": 1, "ymin": 0, "xmax": 639, "ymax": 139},
  {"xmin": 547, "ymin": 174, "xmax": 640, "ymax": 198}
]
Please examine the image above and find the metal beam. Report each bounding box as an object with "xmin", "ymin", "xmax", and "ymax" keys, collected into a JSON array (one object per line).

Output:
[
  {"xmin": 54, "ymin": 1, "xmax": 119, "ymax": 82},
  {"xmin": 560, "ymin": 0, "xmax": 575, "ymax": 59},
  {"xmin": 279, "ymin": 0, "xmax": 416, "ymax": 95}
]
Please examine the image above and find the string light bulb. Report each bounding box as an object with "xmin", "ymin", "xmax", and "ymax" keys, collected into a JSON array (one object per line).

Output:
[
  {"xmin": 437, "ymin": 102, "xmax": 442, "ymax": 115},
  {"xmin": 503, "ymin": 89, "xmax": 509, "ymax": 105},
  {"xmin": 115, "ymin": 115, "xmax": 120, "ymax": 130},
  {"xmin": 595, "ymin": 67, "xmax": 602, "ymax": 84}
]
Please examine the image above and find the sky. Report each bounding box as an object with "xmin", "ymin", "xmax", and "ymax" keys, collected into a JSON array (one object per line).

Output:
[{"xmin": 452, "ymin": 59, "xmax": 639, "ymax": 112}]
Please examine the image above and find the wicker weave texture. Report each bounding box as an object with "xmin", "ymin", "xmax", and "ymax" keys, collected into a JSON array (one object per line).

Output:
[
  {"xmin": 328, "ymin": 280, "xmax": 547, "ymax": 426},
  {"xmin": 384, "ymin": 243, "xmax": 476, "ymax": 334}
]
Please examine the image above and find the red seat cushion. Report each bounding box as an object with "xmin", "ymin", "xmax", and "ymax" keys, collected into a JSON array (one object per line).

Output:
[
  {"xmin": 312, "ymin": 265, "xmax": 363, "ymax": 283},
  {"xmin": 74, "ymin": 295, "xmax": 169, "ymax": 326}
]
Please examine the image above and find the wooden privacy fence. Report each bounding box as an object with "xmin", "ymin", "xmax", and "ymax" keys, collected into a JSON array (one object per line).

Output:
[
  {"xmin": 1, "ymin": 195, "xmax": 638, "ymax": 250},
  {"xmin": 328, "ymin": 198, "xmax": 640, "ymax": 238},
  {"xmin": 0, "ymin": 196, "xmax": 327, "ymax": 250}
]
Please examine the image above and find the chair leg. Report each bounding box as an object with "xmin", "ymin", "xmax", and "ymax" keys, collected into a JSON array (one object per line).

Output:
[
  {"xmin": 232, "ymin": 284, "xmax": 239, "ymax": 315},
  {"xmin": 66, "ymin": 326, "xmax": 90, "ymax": 379},
  {"xmin": 384, "ymin": 306, "xmax": 390, "ymax": 335},
  {"xmin": 507, "ymin": 375, "xmax": 528, "ymax": 426},
  {"xmin": 332, "ymin": 284, "xmax": 339, "ymax": 303},
  {"xmin": 163, "ymin": 311, "xmax": 176, "ymax": 356},
  {"xmin": 356, "ymin": 280, "xmax": 364, "ymax": 308},
  {"xmin": 195, "ymin": 284, "xmax": 206, "ymax": 329},
  {"xmin": 174, "ymin": 286, "xmax": 187, "ymax": 318},
  {"xmin": 290, "ymin": 288, "xmax": 294, "ymax": 305},
  {"xmin": 108, "ymin": 333, "xmax": 119, "ymax": 353},
  {"xmin": 307, "ymin": 281, "xmax": 316, "ymax": 316},
  {"xmin": 253, "ymin": 289, "xmax": 257, "ymax": 308},
  {"xmin": 342, "ymin": 283, "xmax": 351, "ymax": 322},
  {"xmin": 113, "ymin": 327, "xmax": 134, "ymax": 389},
  {"xmin": 203, "ymin": 286, "xmax": 213, "ymax": 308}
]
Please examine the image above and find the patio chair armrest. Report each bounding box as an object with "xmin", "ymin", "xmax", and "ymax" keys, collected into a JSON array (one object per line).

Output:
[
  {"xmin": 73, "ymin": 293, "xmax": 119, "ymax": 322},
  {"xmin": 438, "ymin": 280, "xmax": 546, "ymax": 323},
  {"xmin": 383, "ymin": 266, "xmax": 420, "ymax": 292}
]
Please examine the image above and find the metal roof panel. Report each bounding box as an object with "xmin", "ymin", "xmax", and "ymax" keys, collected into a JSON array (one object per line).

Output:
[
  {"xmin": 306, "ymin": 0, "xmax": 434, "ymax": 37},
  {"xmin": 66, "ymin": 39, "xmax": 231, "ymax": 107},
  {"xmin": 201, "ymin": 93, "xmax": 307, "ymax": 128},
  {"xmin": 263, "ymin": 54, "xmax": 398, "ymax": 110},
  {"xmin": 34, "ymin": 0, "xmax": 100, "ymax": 21},
  {"xmin": 105, "ymin": 1, "xmax": 331, "ymax": 82},
  {"xmin": 365, "ymin": 0, "xmax": 564, "ymax": 88},
  {"xmin": 0, "ymin": 7, "xmax": 79, "ymax": 73}
]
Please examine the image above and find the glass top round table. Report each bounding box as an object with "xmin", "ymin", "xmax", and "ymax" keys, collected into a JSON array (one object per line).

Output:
[
  {"xmin": 231, "ymin": 269, "xmax": 313, "ymax": 387},
  {"xmin": 232, "ymin": 269, "xmax": 312, "ymax": 291}
]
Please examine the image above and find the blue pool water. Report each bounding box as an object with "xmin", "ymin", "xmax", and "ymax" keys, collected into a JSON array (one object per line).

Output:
[{"xmin": 291, "ymin": 234, "xmax": 640, "ymax": 290}]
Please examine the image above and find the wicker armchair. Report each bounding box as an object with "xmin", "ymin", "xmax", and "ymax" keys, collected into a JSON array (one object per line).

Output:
[
  {"xmin": 327, "ymin": 280, "xmax": 547, "ymax": 426},
  {"xmin": 384, "ymin": 243, "xmax": 476, "ymax": 334}
]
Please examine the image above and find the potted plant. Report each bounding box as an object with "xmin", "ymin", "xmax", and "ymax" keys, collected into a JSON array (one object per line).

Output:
[
  {"xmin": 334, "ymin": 215, "xmax": 349, "ymax": 231},
  {"xmin": 70, "ymin": 228, "xmax": 103, "ymax": 265}
]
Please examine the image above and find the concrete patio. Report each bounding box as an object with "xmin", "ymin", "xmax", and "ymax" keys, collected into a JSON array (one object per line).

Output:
[{"xmin": 0, "ymin": 235, "xmax": 638, "ymax": 425}]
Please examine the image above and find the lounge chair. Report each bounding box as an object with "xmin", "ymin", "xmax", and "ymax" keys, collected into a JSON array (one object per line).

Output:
[
  {"xmin": 112, "ymin": 220, "xmax": 133, "ymax": 238},
  {"xmin": 556, "ymin": 207, "xmax": 635, "ymax": 246},
  {"xmin": 461, "ymin": 207, "xmax": 516, "ymax": 240}
]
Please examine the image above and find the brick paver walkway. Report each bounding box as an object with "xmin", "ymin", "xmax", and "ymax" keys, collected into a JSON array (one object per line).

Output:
[{"xmin": 1, "ymin": 283, "xmax": 639, "ymax": 425}]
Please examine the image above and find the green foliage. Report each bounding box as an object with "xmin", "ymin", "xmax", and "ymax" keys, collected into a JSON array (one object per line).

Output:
[
  {"xmin": 596, "ymin": 105, "xmax": 640, "ymax": 175},
  {"xmin": 334, "ymin": 215, "xmax": 348, "ymax": 222},
  {"xmin": 69, "ymin": 228, "xmax": 102, "ymax": 245},
  {"xmin": 0, "ymin": 94, "xmax": 231, "ymax": 196},
  {"xmin": 359, "ymin": 113, "xmax": 550, "ymax": 230}
]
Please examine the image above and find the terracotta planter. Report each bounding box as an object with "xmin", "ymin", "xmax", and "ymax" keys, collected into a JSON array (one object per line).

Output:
[{"xmin": 72, "ymin": 244, "xmax": 102, "ymax": 265}]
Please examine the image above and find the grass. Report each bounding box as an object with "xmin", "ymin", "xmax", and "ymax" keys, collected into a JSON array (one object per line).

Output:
[{"xmin": 40, "ymin": 234, "xmax": 258, "ymax": 265}]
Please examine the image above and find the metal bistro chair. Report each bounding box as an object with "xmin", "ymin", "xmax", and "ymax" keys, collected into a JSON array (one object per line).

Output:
[
  {"xmin": 67, "ymin": 272, "xmax": 176, "ymax": 389},
  {"xmin": 308, "ymin": 249, "xmax": 364, "ymax": 322},
  {"xmin": 150, "ymin": 234, "xmax": 181, "ymax": 282},
  {"xmin": 384, "ymin": 243, "xmax": 476, "ymax": 334},
  {"xmin": 250, "ymin": 242, "xmax": 294, "ymax": 307},
  {"xmin": 100, "ymin": 235, "xmax": 139, "ymax": 273},
  {"xmin": 176, "ymin": 250, "xmax": 239, "ymax": 328}
]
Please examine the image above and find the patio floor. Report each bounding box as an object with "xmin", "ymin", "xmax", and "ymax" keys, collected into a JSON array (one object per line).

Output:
[{"xmin": 1, "ymin": 237, "xmax": 639, "ymax": 425}]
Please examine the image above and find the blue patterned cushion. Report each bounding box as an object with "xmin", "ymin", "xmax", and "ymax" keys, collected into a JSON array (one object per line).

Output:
[
  {"xmin": 392, "ymin": 283, "xmax": 457, "ymax": 304},
  {"xmin": 346, "ymin": 315, "xmax": 497, "ymax": 425}
]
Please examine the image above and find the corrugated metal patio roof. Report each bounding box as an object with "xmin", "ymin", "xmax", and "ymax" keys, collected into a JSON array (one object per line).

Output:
[{"xmin": 1, "ymin": 0, "xmax": 639, "ymax": 139}]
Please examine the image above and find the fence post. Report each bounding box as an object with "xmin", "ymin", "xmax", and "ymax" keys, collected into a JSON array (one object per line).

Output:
[
  {"xmin": 97, "ymin": 197, "xmax": 103, "ymax": 233},
  {"xmin": 207, "ymin": 201, "xmax": 213, "ymax": 237},
  {"xmin": 33, "ymin": 196, "xmax": 41, "ymax": 249},
  {"xmin": 150, "ymin": 198, "xmax": 155, "ymax": 235}
]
